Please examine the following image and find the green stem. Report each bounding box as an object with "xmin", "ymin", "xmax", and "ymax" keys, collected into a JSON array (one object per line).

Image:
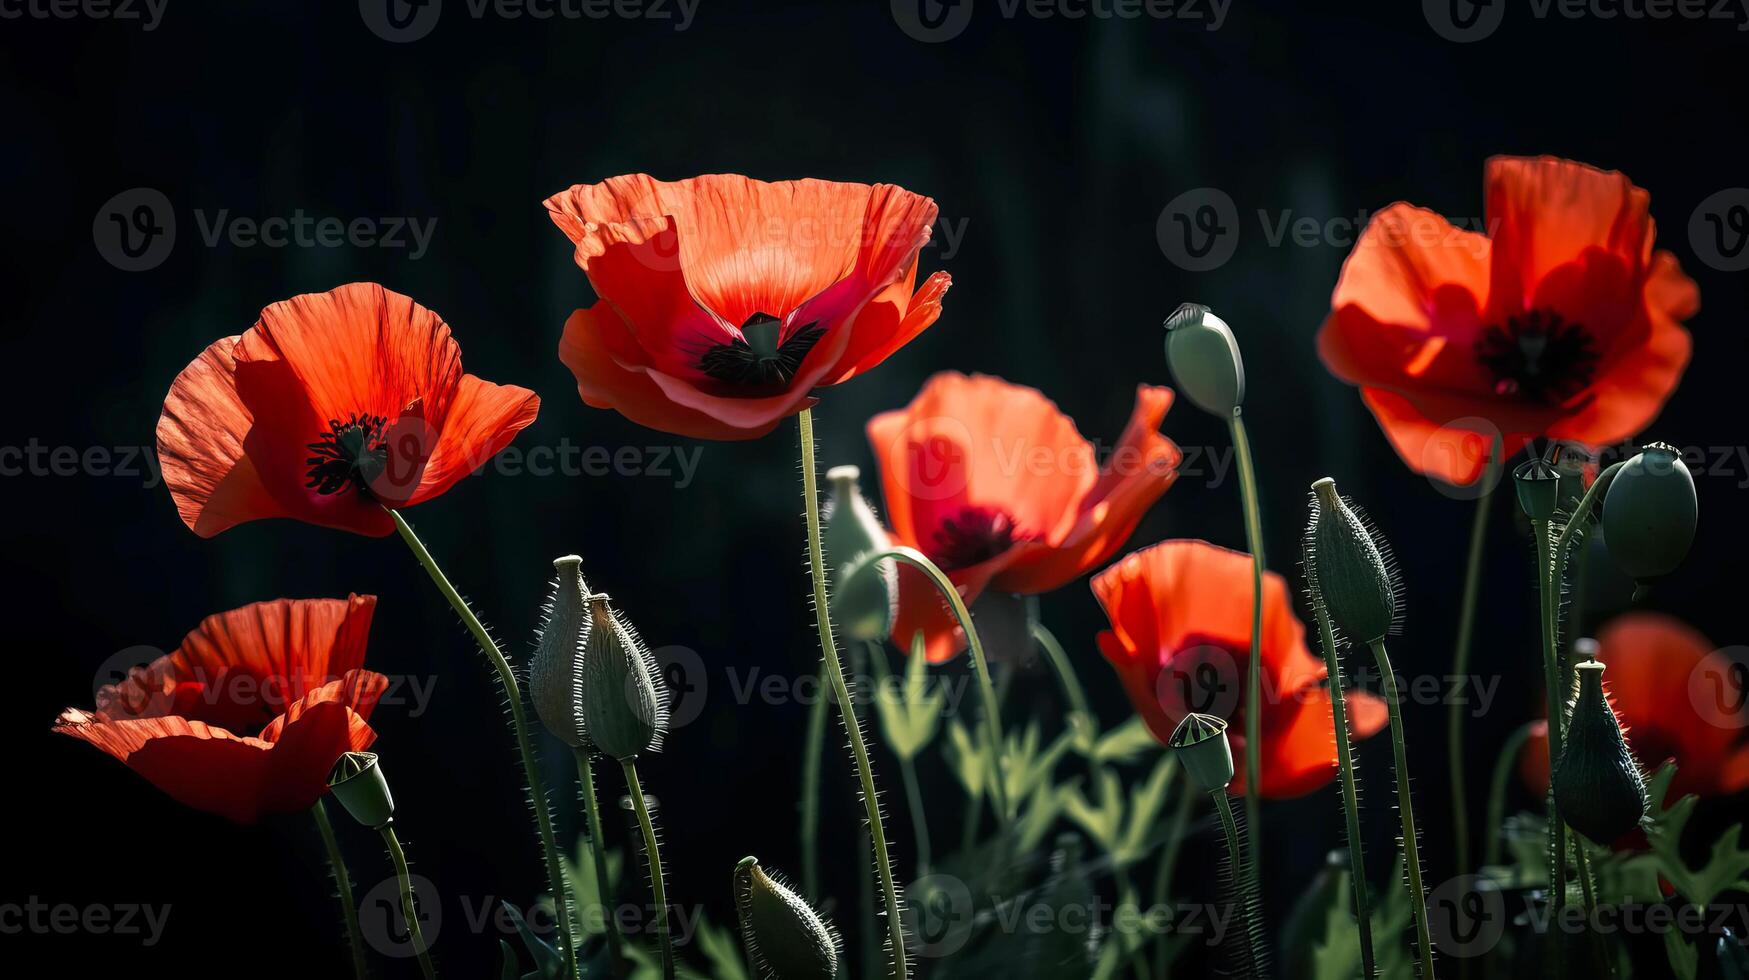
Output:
[
  {"xmin": 1535, "ymin": 520, "xmax": 1569, "ymax": 925},
  {"xmin": 312, "ymin": 800, "xmax": 369, "ymax": 980},
  {"xmin": 800, "ymin": 660, "xmax": 829, "ymax": 899},
  {"xmin": 574, "ymin": 749, "xmax": 627, "ymax": 977},
  {"xmin": 1368, "ymin": 640, "xmax": 1435, "ymax": 978},
  {"xmin": 1031, "ymin": 621, "xmax": 1091, "ymax": 720},
  {"xmin": 1153, "ymin": 768, "xmax": 1196, "ymax": 979},
  {"xmin": 1228, "ymin": 414, "xmax": 1265, "ymax": 883},
  {"xmin": 1448, "ymin": 446, "xmax": 1499, "ymax": 896},
  {"xmin": 797, "ymin": 408, "xmax": 909, "ymax": 980},
  {"xmin": 621, "ymin": 759, "xmax": 675, "ymax": 980},
  {"xmin": 381, "ymin": 824, "xmax": 437, "ymax": 980},
  {"xmin": 1311, "ymin": 604, "xmax": 1376, "ymax": 978},
  {"xmin": 1212, "ymin": 790, "xmax": 1269, "ymax": 978},
  {"xmin": 387, "ymin": 509, "xmax": 576, "ymax": 977},
  {"xmin": 1553, "ymin": 461, "xmax": 1628, "ymax": 559},
  {"xmin": 1484, "ymin": 722, "xmax": 1536, "ymax": 870}
]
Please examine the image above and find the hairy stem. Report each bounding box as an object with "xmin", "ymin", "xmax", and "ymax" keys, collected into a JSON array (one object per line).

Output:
[
  {"xmin": 622, "ymin": 759, "xmax": 675, "ymax": 980},
  {"xmin": 312, "ymin": 800, "xmax": 368, "ymax": 980},
  {"xmin": 1312, "ymin": 604, "xmax": 1376, "ymax": 978},
  {"xmin": 1535, "ymin": 519, "xmax": 1569, "ymax": 928},
  {"xmin": 574, "ymin": 749, "xmax": 627, "ymax": 977},
  {"xmin": 800, "ymin": 660, "xmax": 829, "ymax": 899},
  {"xmin": 382, "ymin": 824, "xmax": 437, "ymax": 980},
  {"xmin": 1212, "ymin": 790, "xmax": 1268, "ymax": 978},
  {"xmin": 1229, "ymin": 413, "xmax": 1266, "ymax": 882},
  {"xmin": 1369, "ymin": 640, "xmax": 1435, "ymax": 978}
]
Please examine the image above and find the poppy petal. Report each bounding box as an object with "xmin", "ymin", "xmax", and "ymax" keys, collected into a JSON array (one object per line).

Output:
[
  {"xmin": 157, "ymin": 336, "xmax": 294, "ymax": 538},
  {"xmin": 409, "ymin": 375, "xmax": 540, "ymax": 504},
  {"xmin": 1485, "ymin": 156, "xmax": 1653, "ymax": 314},
  {"xmin": 831, "ymin": 270, "xmax": 952, "ymax": 384}
]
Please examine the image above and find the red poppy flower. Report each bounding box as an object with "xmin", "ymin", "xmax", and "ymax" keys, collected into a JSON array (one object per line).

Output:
[
  {"xmin": 1092, "ymin": 540, "xmax": 1388, "ymax": 799},
  {"xmin": 867, "ymin": 372, "xmax": 1180, "ymax": 663},
  {"xmin": 545, "ymin": 174, "xmax": 951, "ymax": 440},
  {"xmin": 1521, "ymin": 613, "xmax": 1749, "ymax": 805},
  {"xmin": 54, "ymin": 595, "xmax": 388, "ymax": 824},
  {"xmin": 1319, "ymin": 156, "xmax": 1699, "ymax": 485},
  {"xmin": 158, "ymin": 282, "xmax": 541, "ymax": 538}
]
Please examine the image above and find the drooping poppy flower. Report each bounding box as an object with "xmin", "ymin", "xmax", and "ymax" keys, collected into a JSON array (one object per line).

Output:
[
  {"xmin": 1521, "ymin": 613, "xmax": 1749, "ymax": 805},
  {"xmin": 545, "ymin": 174, "xmax": 951, "ymax": 440},
  {"xmin": 1093, "ymin": 540, "xmax": 1388, "ymax": 799},
  {"xmin": 1319, "ymin": 156, "xmax": 1699, "ymax": 485},
  {"xmin": 868, "ymin": 372, "xmax": 1180, "ymax": 663},
  {"xmin": 54, "ymin": 595, "xmax": 388, "ymax": 824},
  {"xmin": 158, "ymin": 282, "xmax": 541, "ymax": 538}
]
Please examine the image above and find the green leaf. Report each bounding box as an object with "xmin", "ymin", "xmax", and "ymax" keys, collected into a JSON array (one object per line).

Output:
[
  {"xmin": 1116, "ymin": 755, "xmax": 1176, "ymax": 865},
  {"xmin": 691, "ymin": 915, "xmax": 752, "ymax": 980},
  {"xmin": 498, "ymin": 940, "xmax": 522, "ymax": 980},
  {"xmin": 1083, "ymin": 715, "xmax": 1161, "ymax": 765},
  {"xmin": 501, "ymin": 902, "xmax": 568, "ymax": 979},
  {"xmin": 871, "ymin": 633, "xmax": 946, "ymax": 760},
  {"xmin": 1642, "ymin": 761, "xmax": 1749, "ymax": 907},
  {"xmin": 1666, "ymin": 928, "xmax": 1699, "ymax": 980}
]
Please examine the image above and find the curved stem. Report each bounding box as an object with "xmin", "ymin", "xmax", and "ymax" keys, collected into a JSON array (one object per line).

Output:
[
  {"xmin": 1553, "ymin": 460, "xmax": 1628, "ymax": 559},
  {"xmin": 621, "ymin": 759, "xmax": 675, "ymax": 980},
  {"xmin": 1483, "ymin": 722, "xmax": 1536, "ymax": 870},
  {"xmin": 797, "ymin": 408, "xmax": 909, "ymax": 979},
  {"xmin": 800, "ymin": 660, "xmax": 829, "ymax": 900},
  {"xmin": 1228, "ymin": 414, "xmax": 1265, "ymax": 881},
  {"xmin": 1368, "ymin": 640, "xmax": 1435, "ymax": 978},
  {"xmin": 1448, "ymin": 448, "xmax": 1499, "ymax": 896},
  {"xmin": 381, "ymin": 824, "xmax": 437, "ymax": 980},
  {"xmin": 1535, "ymin": 519, "xmax": 1569, "ymax": 926},
  {"xmin": 574, "ymin": 749, "xmax": 627, "ymax": 977},
  {"xmin": 1031, "ymin": 622, "xmax": 1091, "ymax": 720},
  {"xmin": 312, "ymin": 800, "xmax": 369, "ymax": 980},
  {"xmin": 387, "ymin": 509, "xmax": 577, "ymax": 977},
  {"xmin": 1211, "ymin": 790, "xmax": 1269, "ymax": 978},
  {"xmin": 1311, "ymin": 604, "xmax": 1376, "ymax": 978},
  {"xmin": 1153, "ymin": 768, "xmax": 1196, "ymax": 978}
]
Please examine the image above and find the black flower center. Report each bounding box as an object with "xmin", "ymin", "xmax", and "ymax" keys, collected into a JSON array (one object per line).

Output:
[
  {"xmin": 306, "ymin": 414, "xmax": 389, "ymax": 496},
  {"xmin": 1474, "ymin": 309, "xmax": 1599, "ymax": 405},
  {"xmin": 698, "ymin": 312, "xmax": 825, "ymax": 389},
  {"xmin": 929, "ymin": 505, "xmax": 1023, "ymax": 572}
]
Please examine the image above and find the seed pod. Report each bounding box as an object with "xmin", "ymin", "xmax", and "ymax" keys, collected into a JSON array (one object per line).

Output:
[
  {"xmin": 1552, "ymin": 660, "xmax": 1648, "ymax": 844},
  {"xmin": 1168, "ymin": 712, "xmax": 1235, "ymax": 793},
  {"xmin": 1602, "ymin": 443, "xmax": 1697, "ymax": 583},
  {"xmin": 1164, "ymin": 303, "xmax": 1246, "ymax": 417},
  {"xmin": 531, "ymin": 555, "xmax": 592, "ymax": 749},
  {"xmin": 1307, "ymin": 478, "xmax": 1400, "ymax": 645},
  {"xmin": 1513, "ymin": 448, "xmax": 1562, "ymax": 521},
  {"xmin": 734, "ymin": 856, "xmax": 840, "ymax": 980},
  {"xmin": 822, "ymin": 465, "xmax": 896, "ymax": 643},
  {"xmin": 327, "ymin": 751, "xmax": 394, "ymax": 829},
  {"xmin": 580, "ymin": 594, "xmax": 668, "ymax": 761}
]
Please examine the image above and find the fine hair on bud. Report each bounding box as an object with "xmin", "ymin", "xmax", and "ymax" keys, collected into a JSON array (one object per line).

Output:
[
  {"xmin": 734, "ymin": 856, "xmax": 841, "ymax": 980},
  {"xmin": 1307, "ymin": 477, "xmax": 1402, "ymax": 645},
  {"xmin": 531, "ymin": 555, "xmax": 592, "ymax": 749},
  {"xmin": 581, "ymin": 593, "xmax": 669, "ymax": 761},
  {"xmin": 1553, "ymin": 660, "xmax": 1649, "ymax": 844}
]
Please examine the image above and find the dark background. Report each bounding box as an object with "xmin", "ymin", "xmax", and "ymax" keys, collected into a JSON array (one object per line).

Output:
[{"xmin": 5, "ymin": 1, "xmax": 1747, "ymax": 976}]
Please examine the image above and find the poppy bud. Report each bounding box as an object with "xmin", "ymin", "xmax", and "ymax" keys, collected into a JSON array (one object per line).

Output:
[
  {"xmin": 734, "ymin": 856, "xmax": 839, "ymax": 980},
  {"xmin": 1307, "ymin": 478, "xmax": 1400, "ymax": 645},
  {"xmin": 822, "ymin": 465, "xmax": 896, "ymax": 643},
  {"xmin": 327, "ymin": 751, "xmax": 395, "ymax": 829},
  {"xmin": 1602, "ymin": 443, "xmax": 1697, "ymax": 583},
  {"xmin": 1168, "ymin": 712, "xmax": 1234, "ymax": 794},
  {"xmin": 531, "ymin": 555, "xmax": 592, "ymax": 749},
  {"xmin": 1552, "ymin": 660, "xmax": 1648, "ymax": 844},
  {"xmin": 580, "ymin": 594, "xmax": 668, "ymax": 761},
  {"xmin": 1513, "ymin": 446, "xmax": 1562, "ymax": 521},
  {"xmin": 1164, "ymin": 303, "xmax": 1245, "ymax": 417}
]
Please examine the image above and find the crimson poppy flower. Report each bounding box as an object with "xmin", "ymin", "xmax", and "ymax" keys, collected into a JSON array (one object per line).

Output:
[
  {"xmin": 1521, "ymin": 613, "xmax": 1749, "ymax": 805},
  {"xmin": 1319, "ymin": 156, "xmax": 1699, "ymax": 485},
  {"xmin": 867, "ymin": 372, "xmax": 1180, "ymax": 663},
  {"xmin": 545, "ymin": 174, "xmax": 950, "ymax": 440},
  {"xmin": 54, "ymin": 595, "xmax": 388, "ymax": 824},
  {"xmin": 1093, "ymin": 540, "xmax": 1388, "ymax": 799},
  {"xmin": 158, "ymin": 282, "xmax": 541, "ymax": 538}
]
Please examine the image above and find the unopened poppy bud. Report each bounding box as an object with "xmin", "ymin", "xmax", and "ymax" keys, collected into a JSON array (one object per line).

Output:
[
  {"xmin": 734, "ymin": 856, "xmax": 840, "ymax": 980},
  {"xmin": 1168, "ymin": 712, "xmax": 1234, "ymax": 793},
  {"xmin": 822, "ymin": 465, "xmax": 896, "ymax": 643},
  {"xmin": 1602, "ymin": 443, "xmax": 1697, "ymax": 583},
  {"xmin": 1513, "ymin": 446, "xmax": 1562, "ymax": 521},
  {"xmin": 1164, "ymin": 303, "xmax": 1245, "ymax": 417},
  {"xmin": 1552, "ymin": 660, "xmax": 1648, "ymax": 844},
  {"xmin": 327, "ymin": 751, "xmax": 394, "ymax": 829},
  {"xmin": 1307, "ymin": 478, "xmax": 1400, "ymax": 645},
  {"xmin": 581, "ymin": 594, "xmax": 668, "ymax": 761},
  {"xmin": 531, "ymin": 555, "xmax": 592, "ymax": 749}
]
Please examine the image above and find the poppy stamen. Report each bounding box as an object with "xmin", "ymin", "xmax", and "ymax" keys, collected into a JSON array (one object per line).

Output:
[
  {"xmin": 305, "ymin": 414, "xmax": 389, "ymax": 496},
  {"xmin": 929, "ymin": 505, "xmax": 1024, "ymax": 571},
  {"xmin": 1474, "ymin": 309, "xmax": 1599, "ymax": 405},
  {"xmin": 698, "ymin": 312, "xmax": 826, "ymax": 389}
]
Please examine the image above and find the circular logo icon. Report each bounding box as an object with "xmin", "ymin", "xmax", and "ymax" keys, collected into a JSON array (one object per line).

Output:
[
  {"xmin": 1689, "ymin": 189, "xmax": 1749, "ymax": 272},
  {"xmin": 1155, "ymin": 644, "xmax": 1241, "ymax": 725},
  {"xmin": 360, "ymin": 872, "xmax": 442, "ymax": 957},
  {"xmin": 93, "ymin": 188, "xmax": 175, "ymax": 272},
  {"xmin": 883, "ymin": 414, "xmax": 974, "ymax": 503},
  {"xmin": 907, "ymin": 873, "xmax": 974, "ymax": 958},
  {"xmin": 360, "ymin": 0, "xmax": 442, "ymax": 42},
  {"xmin": 1690, "ymin": 646, "xmax": 1749, "ymax": 730},
  {"xmin": 1427, "ymin": 874, "xmax": 1506, "ymax": 957},
  {"xmin": 1156, "ymin": 188, "xmax": 1238, "ymax": 273},
  {"xmin": 90, "ymin": 644, "xmax": 169, "ymax": 713},
  {"xmin": 1423, "ymin": 0, "xmax": 1504, "ymax": 42},
  {"xmin": 892, "ymin": 0, "xmax": 973, "ymax": 43},
  {"xmin": 1420, "ymin": 417, "xmax": 1506, "ymax": 501},
  {"xmin": 649, "ymin": 644, "xmax": 708, "ymax": 731}
]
